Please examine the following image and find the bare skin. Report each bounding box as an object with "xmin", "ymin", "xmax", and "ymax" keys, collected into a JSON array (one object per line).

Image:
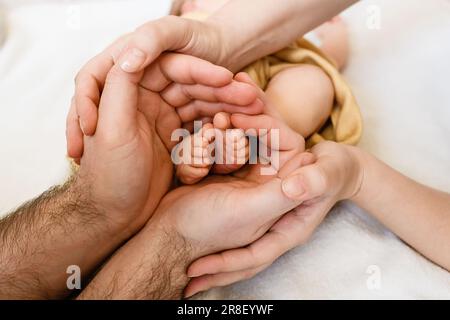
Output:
[
  {"xmin": 177, "ymin": 0, "xmax": 348, "ymax": 139},
  {"xmin": 77, "ymin": 68, "xmax": 307, "ymax": 299},
  {"xmin": 61, "ymin": 0, "xmax": 449, "ymax": 299},
  {"xmin": 66, "ymin": 0, "xmax": 359, "ymax": 157},
  {"xmin": 175, "ymin": 112, "xmax": 250, "ymax": 184},
  {"xmin": 185, "ymin": 142, "xmax": 450, "ymax": 297},
  {"xmin": 0, "ymin": 54, "xmax": 262, "ymax": 299},
  {"xmin": 265, "ymin": 65, "xmax": 334, "ymax": 138}
]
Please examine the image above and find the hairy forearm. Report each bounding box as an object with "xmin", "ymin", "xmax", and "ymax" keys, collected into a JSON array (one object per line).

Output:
[
  {"xmin": 0, "ymin": 176, "xmax": 129, "ymax": 299},
  {"xmin": 210, "ymin": 0, "xmax": 358, "ymax": 71},
  {"xmin": 352, "ymin": 149, "xmax": 450, "ymax": 271},
  {"xmin": 78, "ymin": 219, "xmax": 192, "ymax": 300}
]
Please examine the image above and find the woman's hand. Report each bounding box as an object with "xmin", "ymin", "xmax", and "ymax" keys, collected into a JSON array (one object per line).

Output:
[
  {"xmin": 184, "ymin": 141, "xmax": 364, "ymax": 297},
  {"xmin": 78, "ymin": 107, "xmax": 307, "ymax": 300}
]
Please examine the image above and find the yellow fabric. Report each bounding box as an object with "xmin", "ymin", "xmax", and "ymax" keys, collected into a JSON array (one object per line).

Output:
[
  {"xmin": 183, "ymin": 12, "xmax": 362, "ymax": 147},
  {"xmin": 243, "ymin": 38, "xmax": 363, "ymax": 148}
]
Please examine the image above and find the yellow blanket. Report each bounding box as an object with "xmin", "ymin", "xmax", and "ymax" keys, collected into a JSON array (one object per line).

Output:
[
  {"xmin": 243, "ymin": 38, "xmax": 362, "ymax": 148},
  {"xmin": 183, "ymin": 11, "xmax": 362, "ymax": 147}
]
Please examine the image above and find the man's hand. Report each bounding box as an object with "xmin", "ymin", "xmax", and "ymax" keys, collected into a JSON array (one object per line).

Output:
[
  {"xmin": 68, "ymin": 50, "xmax": 263, "ymax": 162},
  {"xmin": 78, "ymin": 104, "xmax": 306, "ymax": 299},
  {"xmin": 184, "ymin": 141, "xmax": 363, "ymax": 297},
  {"xmin": 0, "ymin": 54, "xmax": 261, "ymax": 299},
  {"xmin": 76, "ymin": 53, "xmax": 264, "ymax": 234}
]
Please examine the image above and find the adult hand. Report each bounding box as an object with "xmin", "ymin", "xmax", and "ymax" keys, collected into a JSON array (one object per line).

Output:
[
  {"xmin": 67, "ymin": 0, "xmax": 359, "ymax": 159},
  {"xmin": 79, "ymin": 95, "xmax": 307, "ymax": 299},
  {"xmin": 67, "ymin": 16, "xmax": 235, "ymax": 159},
  {"xmin": 184, "ymin": 141, "xmax": 363, "ymax": 297},
  {"xmin": 75, "ymin": 53, "xmax": 262, "ymax": 236},
  {"xmin": 0, "ymin": 53, "xmax": 262, "ymax": 299}
]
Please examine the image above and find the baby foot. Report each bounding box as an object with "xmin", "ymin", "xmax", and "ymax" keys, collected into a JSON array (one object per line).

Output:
[
  {"xmin": 211, "ymin": 112, "xmax": 249, "ymax": 175},
  {"xmin": 175, "ymin": 123, "xmax": 215, "ymax": 185}
]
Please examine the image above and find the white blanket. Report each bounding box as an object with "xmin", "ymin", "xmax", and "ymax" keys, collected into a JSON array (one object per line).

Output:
[{"xmin": 0, "ymin": 0, "xmax": 449, "ymax": 299}]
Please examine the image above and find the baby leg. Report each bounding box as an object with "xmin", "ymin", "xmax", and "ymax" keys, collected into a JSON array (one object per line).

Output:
[{"xmin": 265, "ymin": 64, "xmax": 334, "ymax": 138}]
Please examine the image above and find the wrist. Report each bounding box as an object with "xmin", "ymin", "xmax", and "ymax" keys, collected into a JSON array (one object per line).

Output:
[
  {"xmin": 145, "ymin": 217, "xmax": 194, "ymax": 297},
  {"xmin": 194, "ymin": 18, "xmax": 234, "ymax": 70},
  {"xmin": 71, "ymin": 172, "xmax": 137, "ymax": 243},
  {"xmin": 80, "ymin": 215, "xmax": 194, "ymax": 300},
  {"xmin": 345, "ymin": 145, "xmax": 367, "ymax": 203},
  {"xmin": 203, "ymin": 17, "xmax": 247, "ymax": 72}
]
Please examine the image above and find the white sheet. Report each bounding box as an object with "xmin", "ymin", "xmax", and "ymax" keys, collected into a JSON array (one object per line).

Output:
[{"xmin": 0, "ymin": 0, "xmax": 449, "ymax": 299}]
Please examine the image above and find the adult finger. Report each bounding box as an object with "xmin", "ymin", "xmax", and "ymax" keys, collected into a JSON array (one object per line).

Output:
[
  {"xmin": 187, "ymin": 231, "xmax": 287, "ymax": 278},
  {"xmin": 278, "ymin": 152, "xmax": 317, "ymax": 179},
  {"xmin": 184, "ymin": 264, "xmax": 269, "ymax": 298},
  {"xmin": 281, "ymin": 149, "xmax": 342, "ymax": 202},
  {"xmin": 66, "ymin": 97, "xmax": 84, "ymax": 160},
  {"xmin": 116, "ymin": 16, "xmax": 214, "ymax": 73},
  {"xmin": 238, "ymin": 178, "xmax": 300, "ymax": 225},
  {"xmin": 213, "ymin": 112, "xmax": 232, "ymax": 130},
  {"xmin": 176, "ymin": 99, "xmax": 264, "ymax": 123},
  {"xmin": 96, "ymin": 65, "xmax": 144, "ymax": 138},
  {"xmin": 231, "ymin": 113, "xmax": 303, "ymax": 152},
  {"xmin": 75, "ymin": 72, "xmax": 100, "ymax": 136},
  {"xmin": 73, "ymin": 37, "xmax": 126, "ymax": 137},
  {"xmin": 140, "ymin": 54, "xmax": 233, "ymax": 93},
  {"xmin": 161, "ymin": 81, "xmax": 257, "ymax": 107},
  {"xmin": 186, "ymin": 199, "xmax": 333, "ymax": 283}
]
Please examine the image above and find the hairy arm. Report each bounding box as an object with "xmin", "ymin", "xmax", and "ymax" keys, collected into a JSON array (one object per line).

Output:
[
  {"xmin": 210, "ymin": 0, "xmax": 359, "ymax": 71},
  {"xmin": 352, "ymin": 148, "xmax": 450, "ymax": 271},
  {"xmin": 0, "ymin": 176, "xmax": 130, "ymax": 299},
  {"xmin": 77, "ymin": 219, "xmax": 192, "ymax": 300}
]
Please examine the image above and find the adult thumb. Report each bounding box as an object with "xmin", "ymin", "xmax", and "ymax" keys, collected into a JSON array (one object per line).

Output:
[
  {"xmin": 281, "ymin": 163, "xmax": 329, "ymax": 202},
  {"xmin": 117, "ymin": 16, "xmax": 206, "ymax": 73},
  {"xmin": 243, "ymin": 178, "xmax": 301, "ymax": 224},
  {"xmin": 96, "ymin": 65, "xmax": 144, "ymax": 138}
]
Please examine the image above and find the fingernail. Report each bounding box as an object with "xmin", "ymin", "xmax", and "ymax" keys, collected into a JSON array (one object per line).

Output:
[
  {"xmin": 120, "ymin": 48, "xmax": 146, "ymax": 72},
  {"xmin": 282, "ymin": 175, "xmax": 305, "ymax": 199},
  {"xmin": 187, "ymin": 271, "xmax": 202, "ymax": 278},
  {"xmin": 184, "ymin": 291, "xmax": 197, "ymax": 299}
]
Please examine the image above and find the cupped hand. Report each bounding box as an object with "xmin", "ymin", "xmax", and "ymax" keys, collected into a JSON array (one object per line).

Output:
[
  {"xmin": 184, "ymin": 141, "xmax": 364, "ymax": 297},
  {"xmin": 67, "ymin": 16, "xmax": 242, "ymax": 159},
  {"xmin": 75, "ymin": 53, "xmax": 263, "ymax": 236},
  {"xmin": 68, "ymin": 51, "xmax": 263, "ymax": 162},
  {"xmin": 147, "ymin": 100, "xmax": 305, "ymax": 297}
]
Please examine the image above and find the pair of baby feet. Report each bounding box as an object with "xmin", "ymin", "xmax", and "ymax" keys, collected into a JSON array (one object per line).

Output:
[{"xmin": 175, "ymin": 112, "xmax": 249, "ymax": 184}]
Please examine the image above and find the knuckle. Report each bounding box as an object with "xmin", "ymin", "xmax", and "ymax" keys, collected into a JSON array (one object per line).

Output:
[{"xmin": 135, "ymin": 21, "xmax": 162, "ymax": 40}]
